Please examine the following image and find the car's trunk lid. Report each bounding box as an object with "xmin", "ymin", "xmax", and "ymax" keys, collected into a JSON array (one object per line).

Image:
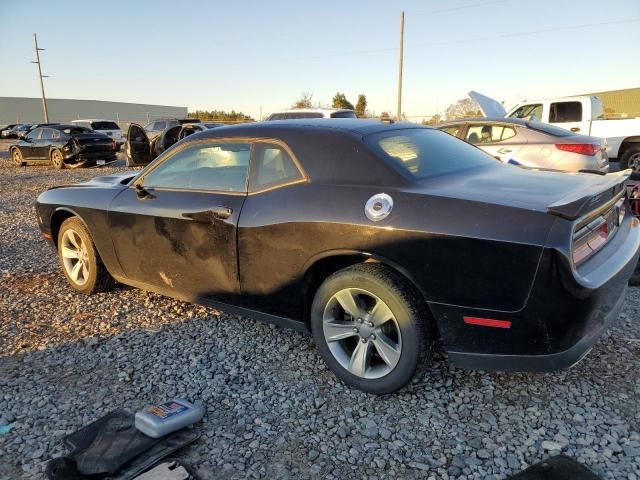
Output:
[{"xmin": 413, "ymin": 164, "xmax": 630, "ymax": 220}]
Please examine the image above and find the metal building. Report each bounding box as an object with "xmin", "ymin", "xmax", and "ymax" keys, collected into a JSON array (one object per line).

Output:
[{"xmin": 0, "ymin": 97, "xmax": 188, "ymax": 126}]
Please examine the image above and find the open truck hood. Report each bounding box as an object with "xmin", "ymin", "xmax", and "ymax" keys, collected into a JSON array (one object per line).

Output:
[{"xmin": 468, "ymin": 91, "xmax": 507, "ymax": 117}]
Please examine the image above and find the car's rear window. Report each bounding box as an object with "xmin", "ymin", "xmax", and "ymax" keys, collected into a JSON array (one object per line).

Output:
[
  {"xmin": 330, "ymin": 111, "xmax": 357, "ymax": 118},
  {"xmin": 268, "ymin": 112, "xmax": 324, "ymax": 120},
  {"xmin": 366, "ymin": 128, "xmax": 497, "ymax": 179},
  {"xmin": 91, "ymin": 121, "xmax": 119, "ymax": 130},
  {"xmin": 526, "ymin": 121, "xmax": 574, "ymax": 137},
  {"xmin": 62, "ymin": 127, "xmax": 93, "ymax": 135}
]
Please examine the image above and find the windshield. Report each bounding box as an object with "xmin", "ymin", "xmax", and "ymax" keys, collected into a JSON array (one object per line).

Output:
[
  {"xmin": 90, "ymin": 121, "xmax": 119, "ymax": 130},
  {"xmin": 526, "ymin": 121, "xmax": 574, "ymax": 137},
  {"xmin": 366, "ymin": 128, "xmax": 497, "ymax": 179}
]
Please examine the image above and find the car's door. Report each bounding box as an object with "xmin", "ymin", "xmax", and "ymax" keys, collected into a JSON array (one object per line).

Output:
[
  {"xmin": 463, "ymin": 123, "xmax": 525, "ymax": 162},
  {"xmin": 126, "ymin": 123, "xmax": 151, "ymax": 166},
  {"xmin": 37, "ymin": 128, "xmax": 55, "ymax": 159},
  {"xmin": 21, "ymin": 128, "xmax": 42, "ymax": 159},
  {"xmin": 108, "ymin": 140, "xmax": 251, "ymax": 302},
  {"xmin": 548, "ymin": 101, "xmax": 587, "ymax": 134}
]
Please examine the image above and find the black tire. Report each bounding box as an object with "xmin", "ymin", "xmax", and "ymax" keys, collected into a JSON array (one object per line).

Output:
[
  {"xmin": 310, "ymin": 263, "xmax": 432, "ymax": 394},
  {"xmin": 620, "ymin": 145, "xmax": 640, "ymax": 180},
  {"xmin": 57, "ymin": 217, "xmax": 114, "ymax": 295},
  {"xmin": 50, "ymin": 148, "xmax": 65, "ymax": 169},
  {"xmin": 630, "ymin": 260, "xmax": 640, "ymax": 287},
  {"xmin": 11, "ymin": 148, "xmax": 25, "ymax": 167}
]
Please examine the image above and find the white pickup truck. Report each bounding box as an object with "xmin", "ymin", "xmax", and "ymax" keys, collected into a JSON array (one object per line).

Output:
[{"xmin": 470, "ymin": 91, "xmax": 640, "ymax": 176}]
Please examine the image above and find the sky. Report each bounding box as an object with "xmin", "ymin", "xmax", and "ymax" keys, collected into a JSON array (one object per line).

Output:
[{"xmin": 0, "ymin": 0, "xmax": 639, "ymax": 120}]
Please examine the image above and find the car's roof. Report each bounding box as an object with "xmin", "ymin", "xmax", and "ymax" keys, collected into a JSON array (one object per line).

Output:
[
  {"xmin": 438, "ymin": 117, "xmax": 529, "ymax": 126},
  {"xmin": 71, "ymin": 119, "xmax": 118, "ymax": 123},
  {"xmin": 200, "ymin": 118, "xmax": 427, "ymax": 137},
  {"xmin": 269, "ymin": 108, "xmax": 355, "ymax": 114}
]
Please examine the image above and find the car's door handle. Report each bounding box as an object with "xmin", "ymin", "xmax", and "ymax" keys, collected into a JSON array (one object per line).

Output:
[
  {"xmin": 570, "ymin": 127, "xmax": 580, "ymax": 132},
  {"xmin": 497, "ymin": 148, "xmax": 512, "ymax": 154},
  {"xmin": 182, "ymin": 206, "xmax": 233, "ymax": 222}
]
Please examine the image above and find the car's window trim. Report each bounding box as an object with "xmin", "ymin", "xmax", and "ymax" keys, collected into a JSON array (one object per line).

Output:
[
  {"xmin": 134, "ymin": 136, "xmax": 308, "ymax": 196},
  {"xmin": 464, "ymin": 123, "xmax": 518, "ymax": 145},
  {"xmin": 247, "ymin": 138, "xmax": 308, "ymax": 195}
]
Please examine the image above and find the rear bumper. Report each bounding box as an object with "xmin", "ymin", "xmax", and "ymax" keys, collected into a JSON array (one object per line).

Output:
[
  {"xmin": 432, "ymin": 212, "xmax": 640, "ymax": 372},
  {"xmin": 447, "ymin": 284, "xmax": 628, "ymax": 371}
]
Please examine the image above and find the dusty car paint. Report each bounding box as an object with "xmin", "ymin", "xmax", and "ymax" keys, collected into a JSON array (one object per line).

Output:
[{"xmin": 36, "ymin": 120, "xmax": 640, "ymax": 371}]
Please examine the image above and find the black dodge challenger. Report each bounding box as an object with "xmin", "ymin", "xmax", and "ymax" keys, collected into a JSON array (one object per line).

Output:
[
  {"xmin": 11, "ymin": 124, "xmax": 117, "ymax": 169},
  {"xmin": 35, "ymin": 119, "xmax": 640, "ymax": 393}
]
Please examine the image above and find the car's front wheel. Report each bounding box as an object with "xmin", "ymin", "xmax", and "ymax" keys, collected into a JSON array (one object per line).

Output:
[
  {"xmin": 57, "ymin": 217, "xmax": 113, "ymax": 295},
  {"xmin": 12, "ymin": 148, "xmax": 25, "ymax": 167},
  {"xmin": 310, "ymin": 264, "xmax": 432, "ymax": 394}
]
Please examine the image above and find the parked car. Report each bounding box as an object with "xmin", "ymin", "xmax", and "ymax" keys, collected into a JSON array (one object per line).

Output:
[
  {"xmin": 125, "ymin": 122, "xmax": 224, "ymax": 166},
  {"xmin": 0, "ymin": 124, "xmax": 19, "ymax": 138},
  {"xmin": 11, "ymin": 124, "xmax": 116, "ymax": 169},
  {"xmin": 438, "ymin": 118, "xmax": 609, "ymax": 173},
  {"xmin": 13, "ymin": 124, "xmax": 35, "ymax": 139},
  {"xmin": 71, "ymin": 119, "xmax": 125, "ymax": 151},
  {"xmin": 266, "ymin": 108, "xmax": 357, "ymax": 120},
  {"xmin": 469, "ymin": 91, "xmax": 640, "ymax": 176},
  {"xmin": 143, "ymin": 118, "xmax": 201, "ymax": 140},
  {"xmin": 35, "ymin": 119, "xmax": 640, "ymax": 393}
]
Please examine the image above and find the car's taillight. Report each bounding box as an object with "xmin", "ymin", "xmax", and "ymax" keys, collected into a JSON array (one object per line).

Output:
[
  {"xmin": 555, "ymin": 143, "xmax": 599, "ymax": 156},
  {"xmin": 572, "ymin": 198, "xmax": 624, "ymax": 266}
]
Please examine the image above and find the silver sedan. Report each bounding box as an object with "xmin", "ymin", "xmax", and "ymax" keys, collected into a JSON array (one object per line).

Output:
[{"xmin": 438, "ymin": 117, "xmax": 609, "ymax": 173}]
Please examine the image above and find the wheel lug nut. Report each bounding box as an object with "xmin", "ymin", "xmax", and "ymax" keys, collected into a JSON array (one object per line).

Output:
[
  {"xmin": 358, "ymin": 318, "xmax": 363, "ymax": 324},
  {"xmin": 353, "ymin": 327, "xmax": 359, "ymax": 333},
  {"xmin": 367, "ymin": 322, "xmax": 374, "ymax": 327},
  {"xmin": 370, "ymin": 334, "xmax": 376, "ymax": 340},
  {"xmin": 361, "ymin": 338, "xmax": 367, "ymax": 343}
]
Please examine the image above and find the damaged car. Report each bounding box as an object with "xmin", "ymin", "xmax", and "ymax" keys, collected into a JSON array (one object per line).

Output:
[
  {"xmin": 11, "ymin": 124, "xmax": 117, "ymax": 169},
  {"xmin": 36, "ymin": 119, "xmax": 640, "ymax": 393},
  {"xmin": 124, "ymin": 122, "xmax": 224, "ymax": 166}
]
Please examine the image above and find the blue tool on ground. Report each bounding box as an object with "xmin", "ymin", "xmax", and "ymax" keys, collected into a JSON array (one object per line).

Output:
[{"xmin": 135, "ymin": 400, "xmax": 205, "ymax": 439}]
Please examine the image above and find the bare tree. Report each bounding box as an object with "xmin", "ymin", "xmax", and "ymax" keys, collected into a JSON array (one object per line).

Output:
[
  {"xmin": 293, "ymin": 92, "xmax": 314, "ymax": 109},
  {"xmin": 445, "ymin": 98, "xmax": 482, "ymax": 120}
]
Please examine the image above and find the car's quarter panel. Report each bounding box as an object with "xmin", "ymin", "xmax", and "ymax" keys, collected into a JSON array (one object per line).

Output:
[
  {"xmin": 108, "ymin": 187, "xmax": 246, "ymax": 301},
  {"xmin": 237, "ymin": 179, "xmax": 551, "ymax": 322},
  {"xmin": 35, "ymin": 180, "xmax": 130, "ymax": 278}
]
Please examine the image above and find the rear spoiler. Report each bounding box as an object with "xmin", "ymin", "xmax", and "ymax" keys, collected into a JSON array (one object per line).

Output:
[{"xmin": 547, "ymin": 169, "xmax": 631, "ymax": 220}]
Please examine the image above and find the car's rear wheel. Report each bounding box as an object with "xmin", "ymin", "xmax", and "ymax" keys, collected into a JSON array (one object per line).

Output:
[
  {"xmin": 620, "ymin": 146, "xmax": 640, "ymax": 180},
  {"xmin": 57, "ymin": 217, "xmax": 113, "ymax": 295},
  {"xmin": 310, "ymin": 263, "xmax": 432, "ymax": 394},
  {"xmin": 12, "ymin": 148, "xmax": 25, "ymax": 167},
  {"xmin": 50, "ymin": 148, "xmax": 65, "ymax": 169}
]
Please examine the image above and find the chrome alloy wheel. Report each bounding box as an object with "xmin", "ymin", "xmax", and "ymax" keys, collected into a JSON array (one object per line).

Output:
[
  {"xmin": 60, "ymin": 229, "xmax": 90, "ymax": 286},
  {"xmin": 322, "ymin": 288, "xmax": 402, "ymax": 379}
]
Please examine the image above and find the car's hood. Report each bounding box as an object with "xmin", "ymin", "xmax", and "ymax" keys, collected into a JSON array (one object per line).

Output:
[
  {"xmin": 413, "ymin": 163, "xmax": 630, "ymax": 219},
  {"xmin": 48, "ymin": 172, "xmax": 137, "ymax": 191},
  {"xmin": 468, "ymin": 90, "xmax": 507, "ymax": 117}
]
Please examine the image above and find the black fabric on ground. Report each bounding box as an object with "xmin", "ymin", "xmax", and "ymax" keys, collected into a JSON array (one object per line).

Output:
[{"xmin": 507, "ymin": 455, "xmax": 600, "ymax": 480}]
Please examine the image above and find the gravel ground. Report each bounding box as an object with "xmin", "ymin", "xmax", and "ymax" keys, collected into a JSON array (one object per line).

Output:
[{"xmin": 0, "ymin": 139, "xmax": 639, "ymax": 480}]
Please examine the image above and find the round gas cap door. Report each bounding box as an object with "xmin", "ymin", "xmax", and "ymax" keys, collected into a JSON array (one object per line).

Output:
[{"xmin": 365, "ymin": 193, "xmax": 394, "ymax": 222}]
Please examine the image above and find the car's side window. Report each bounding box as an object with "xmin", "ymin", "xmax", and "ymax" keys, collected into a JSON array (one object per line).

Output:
[
  {"xmin": 509, "ymin": 103, "xmax": 542, "ymax": 122},
  {"xmin": 249, "ymin": 142, "xmax": 303, "ymax": 191},
  {"xmin": 26, "ymin": 129, "xmax": 41, "ymax": 141},
  {"xmin": 440, "ymin": 126, "xmax": 460, "ymax": 137},
  {"xmin": 40, "ymin": 128, "xmax": 54, "ymax": 140},
  {"xmin": 465, "ymin": 125, "xmax": 516, "ymax": 144},
  {"xmin": 142, "ymin": 142, "xmax": 250, "ymax": 193},
  {"xmin": 549, "ymin": 102, "xmax": 582, "ymax": 123}
]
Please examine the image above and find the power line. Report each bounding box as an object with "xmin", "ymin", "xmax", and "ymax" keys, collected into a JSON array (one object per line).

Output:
[
  {"xmin": 273, "ymin": 17, "xmax": 640, "ymax": 64},
  {"xmin": 412, "ymin": 0, "xmax": 513, "ymax": 17}
]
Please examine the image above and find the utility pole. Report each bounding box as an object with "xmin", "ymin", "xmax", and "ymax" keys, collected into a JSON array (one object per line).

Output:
[
  {"xmin": 396, "ymin": 11, "xmax": 404, "ymax": 121},
  {"xmin": 32, "ymin": 33, "xmax": 49, "ymax": 123}
]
